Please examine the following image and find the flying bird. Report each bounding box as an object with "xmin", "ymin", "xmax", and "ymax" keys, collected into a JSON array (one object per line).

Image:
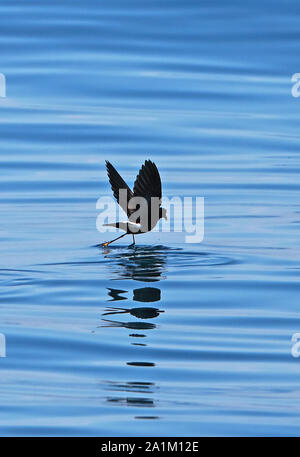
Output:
[{"xmin": 101, "ymin": 160, "xmax": 167, "ymax": 247}]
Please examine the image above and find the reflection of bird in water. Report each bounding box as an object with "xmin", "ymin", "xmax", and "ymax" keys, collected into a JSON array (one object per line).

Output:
[
  {"xmin": 101, "ymin": 160, "xmax": 167, "ymax": 247},
  {"xmin": 100, "ymin": 317, "xmax": 156, "ymax": 342},
  {"xmin": 107, "ymin": 286, "xmax": 161, "ymax": 302},
  {"xmin": 102, "ymin": 380, "xmax": 158, "ymax": 414},
  {"xmin": 99, "ymin": 248, "xmax": 167, "ymax": 419},
  {"xmin": 100, "ymin": 282, "xmax": 161, "ymax": 416},
  {"xmin": 100, "ymin": 319, "xmax": 156, "ymax": 330},
  {"xmin": 127, "ymin": 361, "xmax": 155, "ymax": 367},
  {"xmin": 103, "ymin": 287, "xmax": 163, "ymax": 319},
  {"xmin": 106, "ymin": 397, "xmax": 155, "ymax": 407},
  {"xmin": 107, "ymin": 288, "xmax": 128, "ymax": 301},
  {"xmin": 102, "ymin": 380, "xmax": 156, "ymax": 394},
  {"xmin": 103, "ymin": 306, "xmax": 163, "ymax": 319},
  {"xmin": 133, "ymin": 287, "xmax": 161, "ymax": 302},
  {"xmin": 102, "ymin": 286, "xmax": 163, "ymax": 340},
  {"xmin": 106, "ymin": 245, "xmax": 167, "ymax": 282}
]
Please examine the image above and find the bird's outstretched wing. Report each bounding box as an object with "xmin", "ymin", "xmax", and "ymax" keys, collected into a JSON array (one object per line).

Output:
[
  {"xmin": 133, "ymin": 160, "xmax": 162, "ymax": 203},
  {"xmin": 105, "ymin": 161, "xmax": 134, "ymax": 216}
]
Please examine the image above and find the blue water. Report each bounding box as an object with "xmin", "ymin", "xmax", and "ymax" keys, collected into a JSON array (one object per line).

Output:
[{"xmin": 1, "ymin": 0, "xmax": 300, "ymax": 437}]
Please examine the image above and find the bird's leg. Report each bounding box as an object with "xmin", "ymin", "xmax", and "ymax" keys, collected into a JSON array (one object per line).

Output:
[
  {"xmin": 101, "ymin": 233, "xmax": 127, "ymax": 247},
  {"xmin": 129, "ymin": 234, "xmax": 135, "ymax": 247}
]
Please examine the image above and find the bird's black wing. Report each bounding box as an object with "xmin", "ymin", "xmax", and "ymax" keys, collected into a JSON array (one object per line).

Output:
[
  {"xmin": 105, "ymin": 161, "xmax": 134, "ymax": 216},
  {"xmin": 133, "ymin": 160, "xmax": 162, "ymax": 203}
]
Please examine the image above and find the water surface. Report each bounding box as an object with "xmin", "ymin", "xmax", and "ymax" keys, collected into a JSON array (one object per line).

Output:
[{"xmin": 0, "ymin": 0, "xmax": 300, "ymax": 437}]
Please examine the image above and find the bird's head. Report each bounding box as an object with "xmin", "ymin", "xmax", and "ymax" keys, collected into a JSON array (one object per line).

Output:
[{"xmin": 159, "ymin": 207, "xmax": 167, "ymax": 221}]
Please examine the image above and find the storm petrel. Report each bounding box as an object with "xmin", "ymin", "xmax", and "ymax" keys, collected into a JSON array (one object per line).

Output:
[{"xmin": 101, "ymin": 160, "xmax": 167, "ymax": 247}]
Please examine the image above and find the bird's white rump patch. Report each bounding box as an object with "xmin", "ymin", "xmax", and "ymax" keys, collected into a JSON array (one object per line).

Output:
[{"xmin": 96, "ymin": 194, "xmax": 204, "ymax": 243}]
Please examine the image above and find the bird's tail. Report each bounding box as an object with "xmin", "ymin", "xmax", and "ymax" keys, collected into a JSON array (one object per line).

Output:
[{"xmin": 103, "ymin": 222, "xmax": 128, "ymax": 232}]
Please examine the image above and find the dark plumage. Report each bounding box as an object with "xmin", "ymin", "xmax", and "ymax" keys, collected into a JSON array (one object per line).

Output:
[
  {"xmin": 101, "ymin": 160, "xmax": 167, "ymax": 247},
  {"xmin": 105, "ymin": 161, "xmax": 134, "ymax": 217}
]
